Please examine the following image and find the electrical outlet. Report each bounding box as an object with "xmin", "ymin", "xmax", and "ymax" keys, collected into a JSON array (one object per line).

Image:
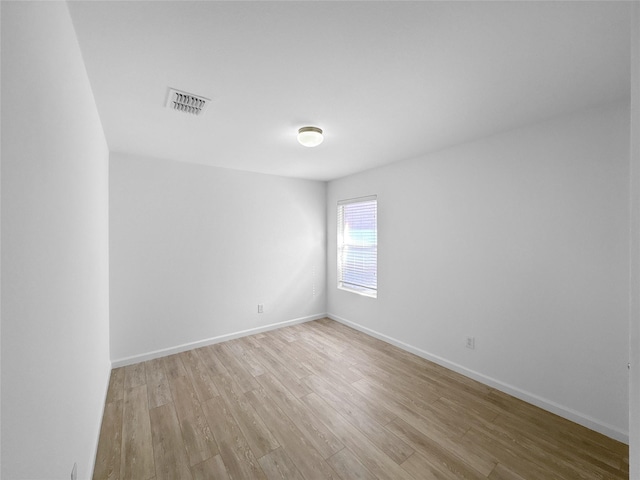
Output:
[
  {"xmin": 466, "ymin": 336, "xmax": 475, "ymax": 350},
  {"xmin": 71, "ymin": 463, "xmax": 77, "ymax": 480},
  {"xmin": 258, "ymin": 304, "xmax": 263, "ymax": 314}
]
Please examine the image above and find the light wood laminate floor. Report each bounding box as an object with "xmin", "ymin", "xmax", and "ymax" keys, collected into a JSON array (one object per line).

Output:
[{"xmin": 93, "ymin": 318, "xmax": 628, "ymax": 480}]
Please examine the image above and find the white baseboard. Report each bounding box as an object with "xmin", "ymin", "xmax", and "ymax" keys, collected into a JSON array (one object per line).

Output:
[
  {"xmin": 327, "ymin": 312, "xmax": 629, "ymax": 444},
  {"xmin": 111, "ymin": 313, "xmax": 325, "ymax": 368}
]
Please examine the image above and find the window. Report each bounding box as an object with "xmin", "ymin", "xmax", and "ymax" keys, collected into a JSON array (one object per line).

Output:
[{"xmin": 337, "ymin": 196, "xmax": 377, "ymax": 298}]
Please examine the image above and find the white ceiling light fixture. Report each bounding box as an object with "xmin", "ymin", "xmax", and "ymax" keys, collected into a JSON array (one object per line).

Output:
[{"xmin": 297, "ymin": 126, "xmax": 324, "ymax": 147}]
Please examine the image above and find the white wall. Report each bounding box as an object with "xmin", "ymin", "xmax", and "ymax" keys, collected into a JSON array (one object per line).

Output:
[
  {"xmin": 328, "ymin": 102, "xmax": 630, "ymax": 441},
  {"xmin": 109, "ymin": 153, "xmax": 326, "ymax": 364},
  {"xmin": 1, "ymin": 2, "xmax": 111, "ymax": 479},
  {"xmin": 629, "ymin": 3, "xmax": 640, "ymax": 476}
]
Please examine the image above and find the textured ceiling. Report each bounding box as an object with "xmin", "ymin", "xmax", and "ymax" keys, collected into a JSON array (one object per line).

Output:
[{"xmin": 68, "ymin": 1, "xmax": 631, "ymax": 181}]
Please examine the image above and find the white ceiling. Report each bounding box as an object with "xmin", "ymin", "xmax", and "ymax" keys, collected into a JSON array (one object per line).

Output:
[{"xmin": 68, "ymin": 1, "xmax": 631, "ymax": 181}]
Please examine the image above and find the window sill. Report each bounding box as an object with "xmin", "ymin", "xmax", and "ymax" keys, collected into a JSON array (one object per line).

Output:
[{"xmin": 338, "ymin": 285, "xmax": 377, "ymax": 299}]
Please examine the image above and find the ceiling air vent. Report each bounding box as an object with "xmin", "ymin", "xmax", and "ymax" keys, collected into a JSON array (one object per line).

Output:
[{"xmin": 166, "ymin": 88, "xmax": 210, "ymax": 116}]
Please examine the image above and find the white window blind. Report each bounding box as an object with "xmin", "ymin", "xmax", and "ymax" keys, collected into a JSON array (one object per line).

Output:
[{"xmin": 337, "ymin": 196, "xmax": 377, "ymax": 298}]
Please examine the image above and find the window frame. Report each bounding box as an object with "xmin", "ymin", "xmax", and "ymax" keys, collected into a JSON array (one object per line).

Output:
[{"xmin": 337, "ymin": 195, "xmax": 378, "ymax": 298}]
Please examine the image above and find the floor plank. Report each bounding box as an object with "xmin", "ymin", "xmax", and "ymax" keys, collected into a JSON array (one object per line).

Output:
[
  {"xmin": 93, "ymin": 399, "xmax": 123, "ymax": 480},
  {"xmin": 179, "ymin": 404, "xmax": 219, "ymax": 466},
  {"xmin": 387, "ymin": 416, "xmax": 496, "ymax": 477},
  {"xmin": 161, "ymin": 353, "xmax": 188, "ymax": 379},
  {"xmin": 255, "ymin": 372, "xmax": 344, "ymax": 459},
  {"xmin": 145, "ymin": 358, "xmax": 172, "ymax": 409},
  {"xmin": 303, "ymin": 372, "xmax": 396, "ymax": 427},
  {"xmin": 250, "ymin": 340, "xmax": 312, "ymax": 398},
  {"xmin": 400, "ymin": 447, "xmax": 486, "ymax": 480},
  {"xmin": 190, "ymin": 455, "xmax": 229, "ymax": 480},
  {"xmin": 213, "ymin": 343, "xmax": 259, "ymax": 392},
  {"xmin": 169, "ymin": 374, "xmax": 201, "ymax": 421},
  {"xmin": 327, "ymin": 448, "xmax": 377, "ymax": 480},
  {"xmin": 214, "ymin": 370, "xmax": 280, "ymax": 458},
  {"xmin": 303, "ymin": 373, "xmax": 414, "ymax": 464},
  {"xmin": 228, "ymin": 337, "xmax": 267, "ymax": 377},
  {"xmin": 258, "ymin": 447, "xmax": 305, "ymax": 480},
  {"xmin": 258, "ymin": 334, "xmax": 312, "ymax": 380},
  {"xmin": 488, "ymin": 463, "xmax": 528, "ymax": 480},
  {"xmin": 149, "ymin": 404, "xmax": 192, "ymax": 480},
  {"xmin": 180, "ymin": 349, "xmax": 220, "ymax": 402},
  {"xmin": 123, "ymin": 362, "xmax": 146, "ymax": 390},
  {"xmin": 246, "ymin": 386, "xmax": 340, "ymax": 480},
  {"xmin": 120, "ymin": 385, "xmax": 154, "ymax": 480},
  {"xmin": 301, "ymin": 392, "xmax": 416, "ymax": 480},
  {"xmin": 202, "ymin": 395, "xmax": 268, "ymax": 480}
]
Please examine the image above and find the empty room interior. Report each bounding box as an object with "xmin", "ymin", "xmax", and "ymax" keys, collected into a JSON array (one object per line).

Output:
[{"xmin": 2, "ymin": 1, "xmax": 640, "ymax": 479}]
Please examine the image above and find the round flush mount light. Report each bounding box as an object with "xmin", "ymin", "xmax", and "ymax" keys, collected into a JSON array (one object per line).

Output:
[{"xmin": 297, "ymin": 126, "xmax": 324, "ymax": 147}]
